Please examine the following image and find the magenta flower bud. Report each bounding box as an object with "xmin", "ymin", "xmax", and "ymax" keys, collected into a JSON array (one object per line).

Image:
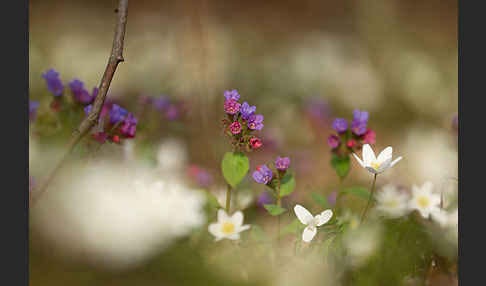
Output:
[
  {"xmin": 229, "ymin": 121, "xmax": 242, "ymax": 134},
  {"xmin": 327, "ymin": 135, "xmax": 340, "ymax": 149},
  {"xmin": 224, "ymin": 99, "xmax": 241, "ymax": 115},
  {"xmin": 275, "ymin": 156, "xmax": 291, "ymax": 171},
  {"xmin": 249, "ymin": 137, "xmax": 263, "ymax": 149}
]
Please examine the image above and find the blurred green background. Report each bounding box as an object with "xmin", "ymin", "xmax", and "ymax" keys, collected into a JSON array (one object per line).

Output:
[{"xmin": 29, "ymin": 0, "xmax": 457, "ymax": 285}]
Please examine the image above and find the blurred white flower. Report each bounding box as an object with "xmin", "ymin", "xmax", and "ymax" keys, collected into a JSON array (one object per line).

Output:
[
  {"xmin": 375, "ymin": 185, "xmax": 410, "ymax": 218},
  {"xmin": 31, "ymin": 162, "xmax": 206, "ymax": 269},
  {"xmin": 353, "ymin": 144, "xmax": 402, "ymax": 174},
  {"xmin": 409, "ymin": 182, "xmax": 441, "ymax": 218},
  {"xmin": 343, "ymin": 224, "xmax": 382, "ymax": 267},
  {"xmin": 156, "ymin": 138, "xmax": 188, "ymax": 176},
  {"xmin": 208, "ymin": 209, "xmax": 250, "ymax": 241},
  {"xmin": 431, "ymin": 208, "xmax": 458, "ymax": 229},
  {"xmin": 294, "ymin": 204, "xmax": 333, "ymax": 242},
  {"xmin": 214, "ymin": 188, "xmax": 253, "ymax": 210}
]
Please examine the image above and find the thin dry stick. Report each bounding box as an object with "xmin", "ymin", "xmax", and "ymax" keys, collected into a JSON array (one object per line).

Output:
[{"xmin": 31, "ymin": 0, "xmax": 129, "ymax": 207}]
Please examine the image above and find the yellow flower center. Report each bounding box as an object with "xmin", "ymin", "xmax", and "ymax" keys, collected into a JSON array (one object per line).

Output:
[
  {"xmin": 221, "ymin": 222, "xmax": 235, "ymax": 235},
  {"xmin": 417, "ymin": 196, "xmax": 430, "ymax": 208},
  {"xmin": 370, "ymin": 161, "xmax": 381, "ymax": 170}
]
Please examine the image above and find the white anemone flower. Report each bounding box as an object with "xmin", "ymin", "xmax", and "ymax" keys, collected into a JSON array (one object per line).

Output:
[
  {"xmin": 375, "ymin": 185, "xmax": 410, "ymax": 218},
  {"xmin": 208, "ymin": 209, "xmax": 250, "ymax": 241},
  {"xmin": 431, "ymin": 208, "xmax": 458, "ymax": 229},
  {"xmin": 294, "ymin": 205, "xmax": 333, "ymax": 242},
  {"xmin": 353, "ymin": 144, "xmax": 403, "ymax": 174},
  {"xmin": 408, "ymin": 182, "xmax": 441, "ymax": 218}
]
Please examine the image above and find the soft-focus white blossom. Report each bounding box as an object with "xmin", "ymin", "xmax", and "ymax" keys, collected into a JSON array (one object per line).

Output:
[
  {"xmin": 352, "ymin": 144, "xmax": 402, "ymax": 174},
  {"xmin": 408, "ymin": 182, "xmax": 441, "ymax": 219},
  {"xmin": 375, "ymin": 184, "xmax": 410, "ymax": 218},
  {"xmin": 31, "ymin": 162, "xmax": 206, "ymax": 269},
  {"xmin": 156, "ymin": 138, "xmax": 188, "ymax": 177},
  {"xmin": 343, "ymin": 224, "xmax": 382, "ymax": 267}
]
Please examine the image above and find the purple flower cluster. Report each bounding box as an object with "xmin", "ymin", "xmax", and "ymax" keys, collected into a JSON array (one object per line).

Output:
[
  {"xmin": 221, "ymin": 89, "xmax": 264, "ymax": 151},
  {"xmin": 252, "ymin": 155, "xmax": 292, "ymax": 186},
  {"xmin": 253, "ymin": 165, "xmax": 273, "ymax": 184},
  {"xmin": 42, "ymin": 69, "xmax": 64, "ymax": 97},
  {"xmin": 275, "ymin": 156, "xmax": 291, "ymax": 171},
  {"xmin": 69, "ymin": 79, "xmax": 97, "ymax": 104},
  {"xmin": 327, "ymin": 109, "xmax": 376, "ymax": 155}
]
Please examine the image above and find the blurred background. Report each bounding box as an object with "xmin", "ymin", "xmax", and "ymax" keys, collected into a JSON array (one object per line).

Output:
[{"xmin": 29, "ymin": 0, "xmax": 457, "ymax": 285}]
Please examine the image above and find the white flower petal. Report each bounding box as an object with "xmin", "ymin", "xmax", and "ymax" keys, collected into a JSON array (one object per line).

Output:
[
  {"xmin": 316, "ymin": 209, "xmax": 333, "ymax": 226},
  {"xmin": 294, "ymin": 205, "xmax": 314, "ymax": 225},
  {"xmin": 208, "ymin": 223, "xmax": 223, "ymax": 239},
  {"xmin": 217, "ymin": 209, "xmax": 229, "ymax": 222},
  {"xmin": 238, "ymin": 224, "xmax": 251, "ymax": 232},
  {"xmin": 365, "ymin": 166, "xmax": 379, "ymax": 174},
  {"xmin": 376, "ymin": 146, "xmax": 393, "ymax": 164},
  {"xmin": 377, "ymin": 158, "xmax": 392, "ymax": 173},
  {"xmin": 231, "ymin": 211, "xmax": 244, "ymax": 227},
  {"xmin": 390, "ymin": 156, "xmax": 403, "ymax": 167},
  {"xmin": 352, "ymin": 153, "xmax": 365, "ymax": 168},
  {"xmin": 362, "ymin": 144, "xmax": 376, "ymax": 166},
  {"xmin": 302, "ymin": 226, "xmax": 317, "ymax": 242}
]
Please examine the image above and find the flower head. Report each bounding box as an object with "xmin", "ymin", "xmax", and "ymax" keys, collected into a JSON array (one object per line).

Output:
[
  {"xmin": 240, "ymin": 102, "xmax": 256, "ymax": 120},
  {"xmin": 409, "ymin": 181, "xmax": 441, "ymax": 218},
  {"xmin": 229, "ymin": 121, "xmax": 242, "ymax": 134},
  {"xmin": 29, "ymin": 100, "xmax": 40, "ymax": 121},
  {"xmin": 327, "ymin": 135, "xmax": 340, "ymax": 149},
  {"xmin": 208, "ymin": 209, "xmax": 250, "ymax": 241},
  {"xmin": 362, "ymin": 128, "xmax": 376, "ymax": 144},
  {"xmin": 224, "ymin": 99, "xmax": 241, "ymax": 115},
  {"xmin": 153, "ymin": 95, "xmax": 170, "ymax": 111},
  {"xmin": 247, "ymin": 114, "xmax": 264, "ymax": 130},
  {"xmin": 352, "ymin": 144, "xmax": 402, "ymax": 174},
  {"xmin": 223, "ymin": 89, "xmax": 240, "ymax": 101},
  {"xmin": 110, "ymin": 104, "xmax": 129, "ymax": 124},
  {"xmin": 249, "ymin": 137, "xmax": 263, "ymax": 149},
  {"xmin": 119, "ymin": 113, "xmax": 137, "ymax": 138},
  {"xmin": 69, "ymin": 79, "xmax": 95, "ymax": 104},
  {"xmin": 294, "ymin": 205, "xmax": 333, "ymax": 242},
  {"xmin": 275, "ymin": 156, "xmax": 291, "ymax": 171},
  {"xmin": 42, "ymin": 68, "xmax": 64, "ymax": 96},
  {"xmin": 252, "ymin": 165, "xmax": 273, "ymax": 184},
  {"xmin": 375, "ymin": 185, "xmax": 410, "ymax": 218},
  {"xmin": 332, "ymin": 118, "xmax": 348, "ymax": 133},
  {"xmin": 351, "ymin": 109, "xmax": 369, "ymax": 135}
]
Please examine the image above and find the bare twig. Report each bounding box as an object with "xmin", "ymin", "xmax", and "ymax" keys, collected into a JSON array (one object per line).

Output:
[{"xmin": 31, "ymin": 0, "xmax": 129, "ymax": 207}]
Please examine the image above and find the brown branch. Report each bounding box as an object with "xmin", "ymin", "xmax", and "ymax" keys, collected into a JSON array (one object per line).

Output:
[{"xmin": 30, "ymin": 0, "xmax": 129, "ymax": 207}]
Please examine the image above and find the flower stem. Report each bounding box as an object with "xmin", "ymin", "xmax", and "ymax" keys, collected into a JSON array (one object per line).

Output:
[
  {"xmin": 360, "ymin": 173, "xmax": 377, "ymax": 223},
  {"xmin": 226, "ymin": 183, "xmax": 232, "ymax": 213}
]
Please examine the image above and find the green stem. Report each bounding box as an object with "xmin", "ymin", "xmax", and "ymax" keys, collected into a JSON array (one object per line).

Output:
[
  {"xmin": 360, "ymin": 173, "xmax": 377, "ymax": 223},
  {"xmin": 226, "ymin": 183, "xmax": 232, "ymax": 213}
]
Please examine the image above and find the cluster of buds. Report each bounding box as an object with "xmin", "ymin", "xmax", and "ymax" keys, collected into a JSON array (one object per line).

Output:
[
  {"xmin": 327, "ymin": 109, "xmax": 376, "ymax": 155},
  {"xmin": 252, "ymin": 156, "xmax": 291, "ymax": 193},
  {"xmin": 221, "ymin": 90, "xmax": 264, "ymax": 151},
  {"xmin": 84, "ymin": 102, "xmax": 138, "ymax": 144}
]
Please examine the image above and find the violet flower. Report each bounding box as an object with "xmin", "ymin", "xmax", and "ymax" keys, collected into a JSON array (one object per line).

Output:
[
  {"xmin": 224, "ymin": 99, "xmax": 241, "ymax": 115},
  {"xmin": 332, "ymin": 118, "xmax": 348, "ymax": 133},
  {"xmin": 275, "ymin": 156, "xmax": 291, "ymax": 171},
  {"xmin": 119, "ymin": 113, "xmax": 137, "ymax": 138},
  {"xmin": 247, "ymin": 114, "xmax": 264, "ymax": 130},
  {"xmin": 110, "ymin": 104, "xmax": 128, "ymax": 124},
  {"xmin": 351, "ymin": 109, "xmax": 369, "ymax": 136},
  {"xmin": 29, "ymin": 100, "xmax": 40, "ymax": 121},
  {"xmin": 42, "ymin": 69, "xmax": 64, "ymax": 96},
  {"xmin": 240, "ymin": 102, "xmax": 256, "ymax": 120},
  {"xmin": 327, "ymin": 135, "xmax": 340, "ymax": 149},
  {"xmin": 224, "ymin": 89, "xmax": 240, "ymax": 101},
  {"xmin": 252, "ymin": 165, "xmax": 273, "ymax": 184},
  {"xmin": 69, "ymin": 79, "xmax": 95, "ymax": 104}
]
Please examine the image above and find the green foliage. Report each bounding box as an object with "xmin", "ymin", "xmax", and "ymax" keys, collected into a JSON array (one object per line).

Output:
[
  {"xmin": 221, "ymin": 152, "xmax": 249, "ymax": 188},
  {"xmin": 331, "ymin": 154, "xmax": 350, "ymax": 179},
  {"xmin": 279, "ymin": 173, "xmax": 296, "ymax": 197},
  {"xmin": 311, "ymin": 192, "xmax": 328, "ymax": 208},
  {"xmin": 263, "ymin": 204, "xmax": 287, "ymax": 216},
  {"xmin": 342, "ymin": 186, "xmax": 372, "ymax": 201}
]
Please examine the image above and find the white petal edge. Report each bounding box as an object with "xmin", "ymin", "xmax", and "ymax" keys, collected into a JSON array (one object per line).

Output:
[
  {"xmin": 217, "ymin": 209, "xmax": 229, "ymax": 222},
  {"xmin": 294, "ymin": 205, "xmax": 314, "ymax": 225},
  {"xmin": 316, "ymin": 209, "xmax": 333, "ymax": 226},
  {"xmin": 302, "ymin": 226, "xmax": 317, "ymax": 242},
  {"xmin": 376, "ymin": 146, "xmax": 393, "ymax": 163},
  {"xmin": 238, "ymin": 224, "xmax": 251, "ymax": 232},
  {"xmin": 362, "ymin": 144, "xmax": 376, "ymax": 166},
  {"xmin": 231, "ymin": 211, "xmax": 244, "ymax": 227},
  {"xmin": 390, "ymin": 156, "xmax": 403, "ymax": 167},
  {"xmin": 352, "ymin": 153, "xmax": 365, "ymax": 168}
]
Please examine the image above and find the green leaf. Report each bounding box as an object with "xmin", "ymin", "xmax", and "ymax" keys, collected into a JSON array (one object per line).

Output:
[
  {"xmin": 263, "ymin": 204, "xmax": 287, "ymax": 216},
  {"xmin": 279, "ymin": 173, "xmax": 296, "ymax": 197},
  {"xmin": 342, "ymin": 186, "xmax": 372, "ymax": 200},
  {"xmin": 251, "ymin": 225, "xmax": 269, "ymax": 242},
  {"xmin": 331, "ymin": 154, "xmax": 350, "ymax": 179},
  {"xmin": 311, "ymin": 192, "xmax": 328, "ymax": 208},
  {"xmin": 221, "ymin": 152, "xmax": 249, "ymax": 188},
  {"xmin": 280, "ymin": 218, "xmax": 306, "ymax": 236}
]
